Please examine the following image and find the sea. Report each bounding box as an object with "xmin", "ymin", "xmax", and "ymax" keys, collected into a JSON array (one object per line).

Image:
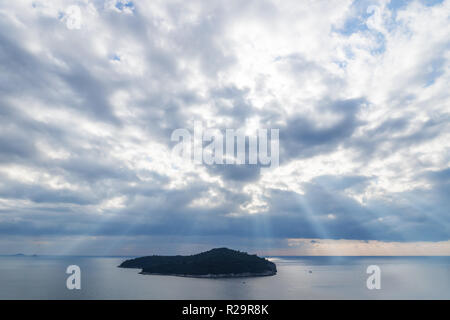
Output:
[{"xmin": 0, "ymin": 255, "xmax": 448, "ymax": 299}]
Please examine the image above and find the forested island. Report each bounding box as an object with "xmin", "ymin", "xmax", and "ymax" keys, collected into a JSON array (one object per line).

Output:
[{"xmin": 118, "ymin": 248, "xmax": 277, "ymax": 278}]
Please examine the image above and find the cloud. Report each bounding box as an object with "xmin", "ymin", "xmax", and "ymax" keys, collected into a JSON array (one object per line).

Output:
[
  {"xmin": 280, "ymin": 238, "xmax": 450, "ymax": 256},
  {"xmin": 280, "ymin": 98, "xmax": 365, "ymax": 160},
  {"xmin": 0, "ymin": 0, "xmax": 449, "ymax": 254}
]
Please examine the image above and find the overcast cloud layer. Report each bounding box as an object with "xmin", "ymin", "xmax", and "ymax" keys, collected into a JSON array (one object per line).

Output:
[{"xmin": 0, "ymin": 0, "xmax": 449, "ymax": 255}]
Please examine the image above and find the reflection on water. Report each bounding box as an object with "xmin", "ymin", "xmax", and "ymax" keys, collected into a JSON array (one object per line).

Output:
[{"xmin": 0, "ymin": 256, "xmax": 448, "ymax": 299}]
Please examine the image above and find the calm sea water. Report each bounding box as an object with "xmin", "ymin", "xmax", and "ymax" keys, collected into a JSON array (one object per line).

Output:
[{"xmin": 0, "ymin": 256, "xmax": 448, "ymax": 299}]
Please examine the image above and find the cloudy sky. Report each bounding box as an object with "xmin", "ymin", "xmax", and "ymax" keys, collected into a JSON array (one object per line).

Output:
[{"xmin": 0, "ymin": 0, "xmax": 449, "ymax": 255}]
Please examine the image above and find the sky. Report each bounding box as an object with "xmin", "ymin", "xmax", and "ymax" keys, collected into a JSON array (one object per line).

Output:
[{"xmin": 0, "ymin": 0, "xmax": 449, "ymax": 256}]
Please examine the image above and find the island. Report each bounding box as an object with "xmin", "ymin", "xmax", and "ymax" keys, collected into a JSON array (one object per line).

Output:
[{"xmin": 118, "ymin": 247, "xmax": 277, "ymax": 278}]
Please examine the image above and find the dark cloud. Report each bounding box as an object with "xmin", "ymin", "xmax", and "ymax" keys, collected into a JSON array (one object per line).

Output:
[
  {"xmin": 280, "ymin": 99, "xmax": 365, "ymax": 160},
  {"xmin": 207, "ymin": 165, "xmax": 261, "ymax": 183}
]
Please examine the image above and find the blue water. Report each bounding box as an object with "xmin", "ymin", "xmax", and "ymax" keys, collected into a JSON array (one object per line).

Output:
[{"xmin": 0, "ymin": 256, "xmax": 448, "ymax": 299}]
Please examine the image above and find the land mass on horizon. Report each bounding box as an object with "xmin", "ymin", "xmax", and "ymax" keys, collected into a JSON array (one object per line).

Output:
[{"xmin": 118, "ymin": 248, "xmax": 277, "ymax": 278}]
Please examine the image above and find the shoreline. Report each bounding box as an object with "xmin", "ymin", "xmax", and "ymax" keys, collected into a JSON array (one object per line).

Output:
[{"xmin": 138, "ymin": 270, "xmax": 276, "ymax": 278}]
